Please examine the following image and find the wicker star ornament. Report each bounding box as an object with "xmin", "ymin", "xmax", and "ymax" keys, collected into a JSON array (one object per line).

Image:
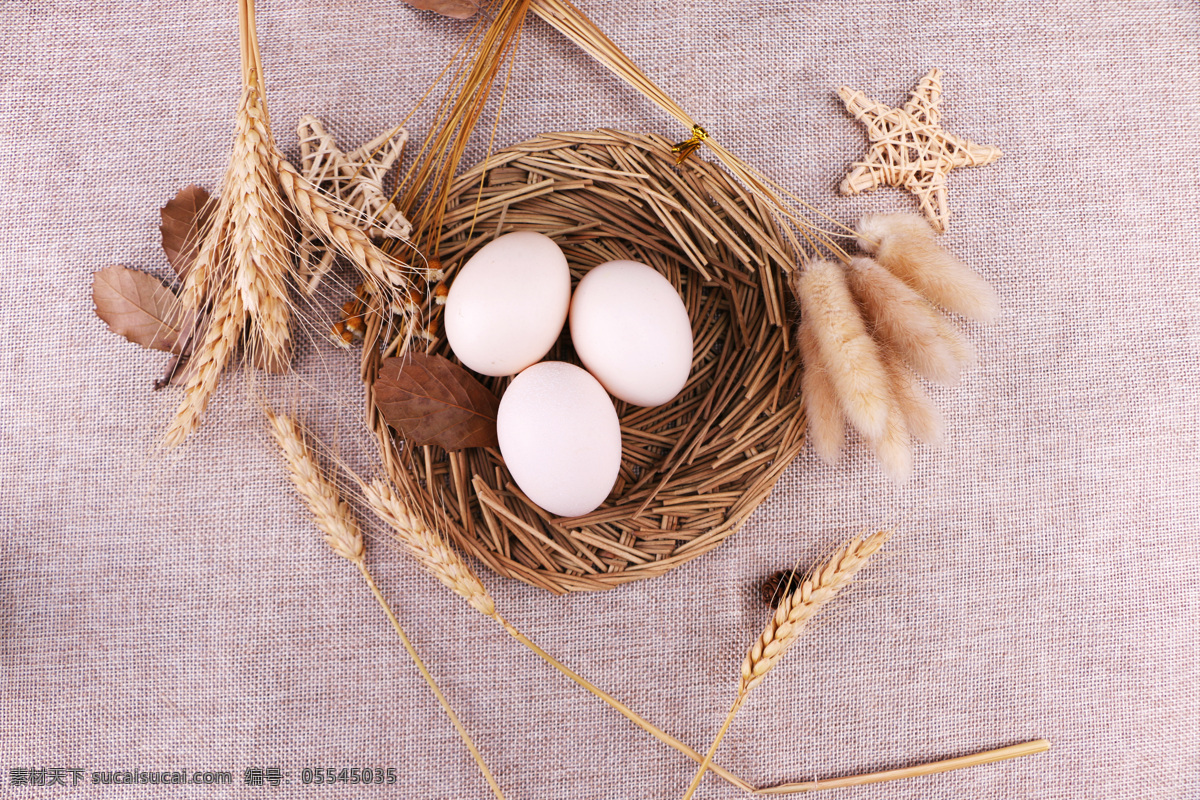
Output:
[
  {"xmin": 294, "ymin": 115, "xmax": 412, "ymax": 293},
  {"xmin": 838, "ymin": 68, "xmax": 1001, "ymax": 232}
]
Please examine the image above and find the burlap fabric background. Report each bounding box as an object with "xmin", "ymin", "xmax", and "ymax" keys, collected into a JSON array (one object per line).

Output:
[{"xmin": 2, "ymin": 1, "xmax": 1197, "ymax": 798}]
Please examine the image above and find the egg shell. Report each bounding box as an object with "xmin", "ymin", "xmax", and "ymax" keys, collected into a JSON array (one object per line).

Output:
[
  {"xmin": 569, "ymin": 260, "xmax": 694, "ymax": 407},
  {"xmin": 444, "ymin": 232, "xmax": 571, "ymax": 377},
  {"xmin": 496, "ymin": 361, "xmax": 622, "ymax": 518}
]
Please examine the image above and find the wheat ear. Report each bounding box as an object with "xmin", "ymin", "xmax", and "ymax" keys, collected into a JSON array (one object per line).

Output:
[
  {"xmin": 179, "ymin": 195, "xmax": 232, "ymax": 311},
  {"xmin": 228, "ymin": 79, "xmax": 292, "ymax": 366},
  {"xmin": 274, "ymin": 154, "xmax": 412, "ymax": 291},
  {"xmin": 363, "ymin": 476, "xmax": 755, "ymax": 793},
  {"xmin": 362, "ymin": 478, "xmax": 497, "ymax": 617},
  {"xmin": 796, "ymin": 315, "xmax": 845, "ymax": 464},
  {"xmin": 266, "ymin": 411, "xmax": 364, "ymax": 563},
  {"xmin": 164, "ymin": 280, "xmax": 245, "ymax": 448},
  {"xmin": 856, "ymin": 213, "xmax": 1000, "ymax": 324},
  {"xmin": 266, "ymin": 413, "xmax": 504, "ymax": 800},
  {"xmin": 792, "ymin": 260, "xmax": 892, "ymax": 440},
  {"xmin": 846, "ymin": 256, "xmax": 974, "ymax": 386},
  {"xmin": 681, "ymin": 530, "xmax": 892, "ymax": 800}
]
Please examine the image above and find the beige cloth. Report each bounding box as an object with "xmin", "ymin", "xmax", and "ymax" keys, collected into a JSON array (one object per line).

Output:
[{"xmin": 2, "ymin": 1, "xmax": 1197, "ymax": 798}]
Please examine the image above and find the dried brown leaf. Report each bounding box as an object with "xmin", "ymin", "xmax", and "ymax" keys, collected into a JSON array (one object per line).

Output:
[
  {"xmin": 375, "ymin": 353, "xmax": 500, "ymax": 450},
  {"xmin": 92, "ymin": 265, "xmax": 187, "ymax": 353},
  {"xmin": 401, "ymin": 0, "xmax": 481, "ymax": 19},
  {"xmin": 159, "ymin": 184, "xmax": 212, "ymax": 281}
]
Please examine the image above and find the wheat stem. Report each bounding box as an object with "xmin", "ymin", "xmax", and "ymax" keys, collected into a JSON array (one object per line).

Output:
[
  {"xmin": 356, "ymin": 562, "xmax": 506, "ymax": 800},
  {"xmin": 266, "ymin": 413, "xmax": 502, "ymax": 799},
  {"xmin": 680, "ymin": 701, "xmax": 742, "ymax": 800},
  {"xmin": 755, "ymin": 739, "xmax": 1051, "ymax": 794},
  {"xmin": 496, "ymin": 616, "xmax": 756, "ymax": 794}
]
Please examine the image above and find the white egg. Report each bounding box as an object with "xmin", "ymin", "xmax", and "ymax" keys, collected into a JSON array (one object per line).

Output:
[
  {"xmin": 496, "ymin": 361, "xmax": 622, "ymax": 518},
  {"xmin": 445, "ymin": 231, "xmax": 571, "ymax": 377},
  {"xmin": 569, "ymin": 260, "xmax": 694, "ymax": 407}
]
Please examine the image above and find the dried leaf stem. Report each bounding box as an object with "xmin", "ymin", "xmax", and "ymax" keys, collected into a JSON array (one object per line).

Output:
[
  {"xmin": 266, "ymin": 413, "xmax": 503, "ymax": 800},
  {"xmin": 681, "ymin": 531, "xmax": 892, "ymax": 800}
]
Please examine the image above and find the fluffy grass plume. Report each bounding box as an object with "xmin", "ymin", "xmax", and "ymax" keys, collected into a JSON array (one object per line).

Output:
[
  {"xmin": 796, "ymin": 315, "xmax": 845, "ymax": 463},
  {"xmin": 865, "ymin": 396, "xmax": 912, "ymax": 484},
  {"xmin": 882, "ymin": 348, "xmax": 944, "ymax": 447},
  {"xmin": 846, "ymin": 255, "xmax": 975, "ymax": 385},
  {"xmin": 792, "ymin": 260, "xmax": 891, "ymax": 440},
  {"xmin": 856, "ymin": 212, "xmax": 1000, "ymax": 324}
]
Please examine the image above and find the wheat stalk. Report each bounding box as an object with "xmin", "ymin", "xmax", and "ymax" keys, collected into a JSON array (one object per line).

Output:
[
  {"xmin": 228, "ymin": 79, "xmax": 292, "ymax": 366},
  {"xmin": 265, "ymin": 412, "xmax": 504, "ymax": 800},
  {"xmin": 758, "ymin": 739, "xmax": 1052, "ymax": 794},
  {"xmin": 163, "ymin": 0, "xmax": 300, "ymax": 445},
  {"xmin": 681, "ymin": 530, "xmax": 892, "ymax": 800},
  {"xmin": 360, "ymin": 476, "xmax": 755, "ymax": 793},
  {"xmin": 275, "ymin": 154, "xmax": 412, "ymax": 292},
  {"xmin": 164, "ymin": 280, "xmax": 245, "ymax": 448}
]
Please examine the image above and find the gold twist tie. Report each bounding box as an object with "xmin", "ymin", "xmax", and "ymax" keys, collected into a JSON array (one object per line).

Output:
[{"xmin": 671, "ymin": 124, "xmax": 708, "ymax": 164}]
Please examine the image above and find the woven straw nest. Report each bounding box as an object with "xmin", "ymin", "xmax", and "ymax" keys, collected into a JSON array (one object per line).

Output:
[{"xmin": 368, "ymin": 129, "xmax": 806, "ymax": 594}]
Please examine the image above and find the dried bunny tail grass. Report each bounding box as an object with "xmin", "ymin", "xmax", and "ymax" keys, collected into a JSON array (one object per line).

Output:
[
  {"xmin": 856, "ymin": 213, "xmax": 1000, "ymax": 324},
  {"xmin": 274, "ymin": 153, "xmax": 412, "ymax": 292},
  {"xmin": 362, "ymin": 478, "xmax": 496, "ymax": 618},
  {"xmin": 266, "ymin": 410, "xmax": 364, "ymax": 564},
  {"xmin": 865, "ymin": 392, "xmax": 913, "ymax": 484},
  {"xmin": 882, "ymin": 348, "xmax": 944, "ymax": 447},
  {"xmin": 738, "ymin": 529, "xmax": 892, "ymax": 698},
  {"xmin": 846, "ymin": 256, "xmax": 972, "ymax": 386},
  {"xmin": 229, "ymin": 80, "xmax": 293, "ymax": 363},
  {"xmin": 796, "ymin": 316, "xmax": 845, "ymax": 464},
  {"xmin": 163, "ymin": 281, "xmax": 245, "ymax": 448},
  {"xmin": 792, "ymin": 260, "xmax": 891, "ymax": 440}
]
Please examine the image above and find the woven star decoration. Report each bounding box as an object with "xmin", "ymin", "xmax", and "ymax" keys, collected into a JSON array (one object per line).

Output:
[
  {"xmin": 838, "ymin": 68, "xmax": 1001, "ymax": 232},
  {"xmin": 295, "ymin": 115, "xmax": 412, "ymax": 293}
]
